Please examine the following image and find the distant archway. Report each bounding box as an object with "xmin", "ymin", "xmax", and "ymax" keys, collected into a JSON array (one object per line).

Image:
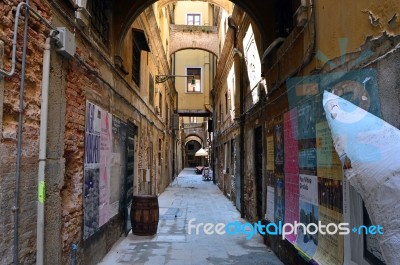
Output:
[{"xmin": 184, "ymin": 135, "xmax": 203, "ymax": 146}]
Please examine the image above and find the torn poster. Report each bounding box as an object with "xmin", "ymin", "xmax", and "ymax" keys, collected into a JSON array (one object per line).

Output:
[{"xmin": 323, "ymin": 91, "xmax": 400, "ymax": 265}]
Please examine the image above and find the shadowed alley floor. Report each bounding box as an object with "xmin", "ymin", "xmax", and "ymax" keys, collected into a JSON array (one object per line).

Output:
[{"xmin": 98, "ymin": 168, "xmax": 283, "ymax": 265}]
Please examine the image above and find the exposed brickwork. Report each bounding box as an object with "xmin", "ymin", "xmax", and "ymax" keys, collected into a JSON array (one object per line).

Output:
[
  {"xmin": 61, "ymin": 58, "xmax": 87, "ymax": 264},
  {"xmin": 0, "ymin": 0, "xmax": 51, "ymax": 263}
]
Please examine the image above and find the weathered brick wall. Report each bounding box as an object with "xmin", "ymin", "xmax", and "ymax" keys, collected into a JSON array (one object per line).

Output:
[
  {"xmin": 0, "ymin": 0, "xmax": 51, "ymax": 263},
  {"xmin": 61, "ymin": 57, "xmax": 88, "ymax": 264}
]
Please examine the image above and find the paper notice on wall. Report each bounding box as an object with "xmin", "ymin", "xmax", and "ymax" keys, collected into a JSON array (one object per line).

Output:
[
  {"xmin": 299, "ymin": 174, "xmax": 318, "ymax": 205},
  {"xmin": 323, "ymin": 91, "xmax": 400, "ymax": 265},
  {"xmin": 284, "ymin": 109, "xmax": 299, "ymax": 243},
  {"xmin": 146, "ymin": 169, "xmax": 150, "ymax": 182},
  {"xmin": 242, "ymin": 24, "xmax": 262, "ymax": 103},
  {"xmin": 316, "ymin": 121, "xmax": 342, "ymax": 180},
  {"xmin": 313, "ymin": 206, "xmax": 344, "ymax": 265},
  {"xmin": 296, "ymin": 174, "xmax": 318, "ymax": 258},
  {"xmin": 84, "ymin": 101, "xmax": 101, "ymax": 239},
  {"xmin": 266, "ymin": 135, "xmax": 275, "ymax": 171},
  {"xmin": 110, "ymin": 116, "xmax": 127, "ymax": 218},
  {"xmin": 274, "ymin": 177, "xmax": 285, "ymax": 222},
  {"xmin": 266, "ymin": 186, "xmax": 275, "ymax": 221},
  {"xmin": 99, "ymin": 110, "xmax": 112, "ymax": 227}
]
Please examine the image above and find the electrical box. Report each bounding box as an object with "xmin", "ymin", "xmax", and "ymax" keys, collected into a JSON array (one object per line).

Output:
[{"xmin": 54, "ymin": 27, "xmax": 76, "ymax": 58}]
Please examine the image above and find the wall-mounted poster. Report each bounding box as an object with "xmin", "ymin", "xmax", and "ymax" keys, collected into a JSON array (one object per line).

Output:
[
  {"xmin": 274, "ymin": 177, "xmax": 285, "ymax": 222},
  {"xmin": 266, "ymin": 186, "xmax": 275, "ymax": 221},
  {"xmin": 284, "ymin": 109, "xmax": 299, "ymax": 243},
  {"xmin": 266, "ymin": 135, "xmax": 275, "ymax": 171},
  {"xmin": 110, "ymin": 116, "xmax": 127, "ymax": 217},
  {"xmin": 274, "ymin": 124, "xmax": 284, "ymax": 167},
  {"xmin": 313, "ymin": 121, "xmax": 344, "ymax": 265},
  {"xmin": 84, "ymin": 101, "xmax": 101, "ymax": 239},
  {"xmin": 84, "ymin": 101, "xmax": 114, "ymax": 239},
  {"xmin": 296, "ymin": 174, "xmax": 318, "ymax": 258},
  {"xmin": 99, "ymin": 109, "xmax": 112, "ymax": 227},
  {"xmin": 242, "ymin": 24, "xmax": 262, "ymax": 104}
]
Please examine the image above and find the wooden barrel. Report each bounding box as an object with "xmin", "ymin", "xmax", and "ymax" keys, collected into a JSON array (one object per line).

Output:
[{"xmin": 131, "ymin": 195, "xmax": 159, "ymax": 236}]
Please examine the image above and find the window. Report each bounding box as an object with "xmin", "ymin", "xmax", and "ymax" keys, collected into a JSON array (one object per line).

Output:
[
  {"xmin": 132, "ymin": 38, "xmax": 141, "ymax": 86},
  {"xmin": 189, "ymin": 117, "xmax": 197, "ymax": 123},
  {"xmin": 90, "ymin": 0, "xmax": 110, "ymax": 45},
  {"xmin": 225, "ymin": 92, "xmax": 229, "ymax": 115},
  {"xmin": 186, "ymin": 68, "xmax": 201, "ymax": 92},
  {"xmin": 132, "ymin": 29, "xmax": 151, "ymax": 87},
  {"xmin": 187, "ymin": 14, "xmax": 201, "ymax": 25},
  {"xmin": 158, "ymin": 92, "xmax": 163, "ymax": 117},
  {"xmin": 149, "ymin": 74, "xmax": 154, "ymax": 106}
]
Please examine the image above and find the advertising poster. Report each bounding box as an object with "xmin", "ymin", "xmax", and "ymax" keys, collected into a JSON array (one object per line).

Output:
[
  {"xmin": 84, "ymin": 101, "xmax": 101, "ymax": 239},
  {"xmin": 266, "ymin": 186, "xmax": 275, "ymax": 221},
  {"xmin": 316, "ymin": 121, "xmax": 342, "ymax": 179},
  {"xmin": 313, "ymin": 121, "xmax": 344, "ymax": 265},
  {"xmin": 284, "ymin": 109, "xmax": 299, "ymax": 243},
  {"xmin": 313, "ymin": 206, "xmax": 344, "ymax": 265},
  {"xmin": 99, "ymin": 110, "xmax": 112, "ymax": 227},
  {"xmin": 243, "ymin": 24, "xmax": 262, "ymax": 104},
  {"xmin": 110, "ymin": 116, "xmax": 127, "ymax": 217},
  {"xmin": 274, "ymin": 176, "xmax": 285, "ymax": 222},
  {"xmin": 274, "ymin": 124, "xmax": 284, "ymax": 167},
  {"xmin": 296, "ymin": 174, "xmax": 318, "ymax": 258},
  {"xmin": 266, "ymin": 135, "xmax": 274, "ymax": 171}
]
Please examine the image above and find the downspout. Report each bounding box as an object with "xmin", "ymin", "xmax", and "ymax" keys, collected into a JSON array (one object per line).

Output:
[
  {"xmin": 13, "ymin": 1, "xmax": 30, "ymax": 264},
  {"xmin": 36, "ymin": 36, "xmax": 52, "ymax": 265},
  {"xmin": 261, "ymin": 37, "xmax": 286, "ymax": 63},
  {"xmin": 237, "ymin": 49, "xmax": 245, "ymax": 218}
]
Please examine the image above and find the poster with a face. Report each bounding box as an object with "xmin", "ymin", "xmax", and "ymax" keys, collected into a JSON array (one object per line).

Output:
[{"xmin": 243, "ymin": 24, "xmax": 261, "ymax": 104}]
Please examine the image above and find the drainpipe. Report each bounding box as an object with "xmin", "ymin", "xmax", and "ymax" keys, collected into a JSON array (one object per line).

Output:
[
  {"xmin": 235, "ymin": 49, "xmax": 245, "ymax": 218},
  {"xmin": 13, "ymin": 1, "xmax": 30, "ymax": 264},
  {"xmin": 36, "ymin": 36, "xmax": 52, "ymax": 265}
]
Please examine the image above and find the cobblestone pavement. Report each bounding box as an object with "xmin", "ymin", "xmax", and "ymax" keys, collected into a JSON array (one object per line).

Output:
[{"xmin": 98, "ymin": 168, "xmax": 283, "ymax": 265}]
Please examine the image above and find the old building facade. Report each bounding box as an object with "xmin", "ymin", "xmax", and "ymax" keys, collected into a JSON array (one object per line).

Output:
[
  {"xmin": 212, "ymin": 1, "xmax": 400, "ymax": 265},
  {"xmin": 1, "ymin": 0, "xmax": 400, "ymax": 265}
]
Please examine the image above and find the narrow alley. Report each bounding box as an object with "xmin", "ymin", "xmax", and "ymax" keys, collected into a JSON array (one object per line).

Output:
[
  {"xmin": 98, "ymin": 168, "xmax": 283, "ymax": 265},
  {"xmin": 1, "ymin": 0, "xmax": 400, "ymax": 265}
]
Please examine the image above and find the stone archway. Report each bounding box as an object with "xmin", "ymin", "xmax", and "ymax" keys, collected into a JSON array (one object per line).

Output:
[
  {"xmin": 184, "ymin": 134, "xmax": 203, "ymax": 146},
  {"xmin": 112, "ymin": 0, "xmax": 275, "ymax": 59}
]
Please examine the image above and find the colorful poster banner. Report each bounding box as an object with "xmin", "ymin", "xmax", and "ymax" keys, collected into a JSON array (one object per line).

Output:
[
  {"xmin": 296, "ymin": 174, "xmax": 318, "ymax": 258},
  {"xmin": 266, "ymin": 186, "xmax": 275, "ymax": 221},
  {"xmin": 84, "ymin": 101, "xmax": 114, "ymax": 239},
  {"xmin": 99, "ymin": 110, "xmax": 112, "ymax": 226},
  {"xmin": 110, "ymin": 116, "xmax": 127, "ymax": 217},
  {"xmin": 266, "ymin": 135, "xmax": 275, "ymax": 171},
  {"xmin": 274, "ymin": 124, "xmax": 284, "ymax": 167},
  {"xmin": 274, "ymin": 176, "xmax": 285, "ymax": 222},
  {"xmin": 284, "ymin": 109, "xmax": 299, "ymax": 243},
  {"xmin": 313, "ymin": 206, "xmax": 344, "ymax": 265},
  {"xmin": 84, "ymin": 101, "xmax": 101, "ymax": 239}
]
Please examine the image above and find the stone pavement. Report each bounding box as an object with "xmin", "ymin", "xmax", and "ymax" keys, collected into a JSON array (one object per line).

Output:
[{"xmin": 98, "ymin": 168, "xmax": 283, "ymax": 265}]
